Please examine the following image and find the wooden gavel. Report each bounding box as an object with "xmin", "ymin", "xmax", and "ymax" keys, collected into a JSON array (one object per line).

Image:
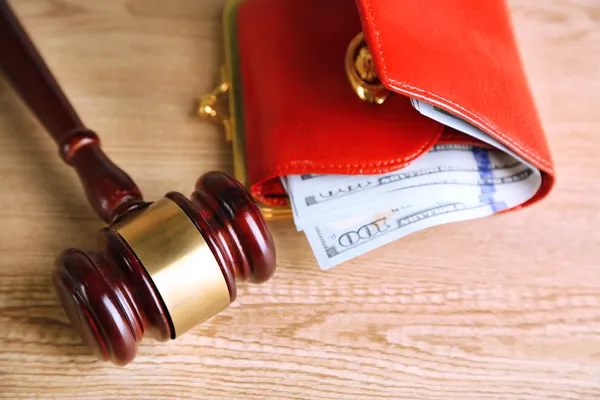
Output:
[{"xmin": 0, "ymin": 1, "xmax": 276, "ymax": 366}]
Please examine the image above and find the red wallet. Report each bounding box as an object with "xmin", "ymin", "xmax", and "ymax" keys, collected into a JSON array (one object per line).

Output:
[{"xmin": 201, "ymin": 0, "xmax": 554, "ymax": 226}]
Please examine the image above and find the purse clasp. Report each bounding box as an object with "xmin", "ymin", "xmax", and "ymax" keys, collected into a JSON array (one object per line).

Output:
[
  {"xmin": 198, "ymin": 66, "xmax": 232, "ymax": 141},
  {"xmin": 345, "ymin": 32, "xmax": 391, "ymax": 105}
]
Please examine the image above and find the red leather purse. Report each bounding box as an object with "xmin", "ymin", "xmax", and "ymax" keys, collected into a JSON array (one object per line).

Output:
[{"xmin": 201, "ymin": 0, "xmax": 554, "ymax": 222}]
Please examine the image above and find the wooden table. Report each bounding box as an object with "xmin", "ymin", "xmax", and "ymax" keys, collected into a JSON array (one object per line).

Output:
[{"xmin": 1, "ymin": 0, "xmax": 598, "ymax": 398}]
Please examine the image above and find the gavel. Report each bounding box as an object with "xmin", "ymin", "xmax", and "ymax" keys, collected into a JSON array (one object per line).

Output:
[{"xmin": 0, "ymin": 1, "xmax": 276, "ymax": 366}]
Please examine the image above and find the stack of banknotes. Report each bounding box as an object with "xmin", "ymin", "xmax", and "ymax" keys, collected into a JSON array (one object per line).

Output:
[{"xmin": 281, "ymin": 99, "xmax": 542, "ymax": 269}]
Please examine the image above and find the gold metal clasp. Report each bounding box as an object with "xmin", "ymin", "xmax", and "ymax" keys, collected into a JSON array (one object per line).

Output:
[
  {"xmin": 198, "ymin": 66, "xmax": 233, "ymax": 141},
  {"xmin": 345, "ymin": 32, "xmax": 391, "ymax": 105}
]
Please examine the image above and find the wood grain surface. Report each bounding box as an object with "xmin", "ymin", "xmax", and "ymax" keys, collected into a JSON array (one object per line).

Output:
[{"xmin": 1, "ymin": 0, "xmax": 599, "ymax": 398}]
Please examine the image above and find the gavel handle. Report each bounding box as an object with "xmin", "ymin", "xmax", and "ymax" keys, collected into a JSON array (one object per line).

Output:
[{"xmin": 0, "ymin": 1, "xmax": 144, "ymax": 223}]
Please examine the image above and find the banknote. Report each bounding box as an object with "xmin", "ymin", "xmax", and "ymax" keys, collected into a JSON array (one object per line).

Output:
[
  {"xmin": 410, "ymin": 98, "xmax": 536, "ymax": 170},
  {"xmin": 294, "ymin": 159, "xmax": 523, "ymax": 209},
  {"xmin": 286, "ymin": 144, "xmax": 518, "ymax": 200},
  {"xmin": 290, "ymin": 169, "xmax": 534, "ymax": 231},
  {"xmin": 281, "ymin": 98, "xmax": 542, "ymax": 269},
  {"xmin": 285, "ymin": 145, "xmax": 540, "ymax": 231},
  {"xmin": 301, "ymin": 165, "xmax": 540, "ymax": 269},
  {"xmin": 304, "ymin": 201, "xmax": 497, "ymax": 269}
]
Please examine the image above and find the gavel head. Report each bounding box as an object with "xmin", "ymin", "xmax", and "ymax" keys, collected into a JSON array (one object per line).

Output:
[{"xmin": 52, "ymin": 171, "xmax": 276, "ymax": 366}]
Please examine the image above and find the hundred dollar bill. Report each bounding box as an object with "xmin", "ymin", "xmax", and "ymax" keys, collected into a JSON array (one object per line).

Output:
[
  {"xmin": 291, "ymin": 167, "xmax": 537, "ymax": 231},
  {"xmin": 303, "ymin": 202, "xmax": 494, "ymax": 269},
  {"xmin": 287, "ymin": 144, "xmax": 517, "ymax": 200},
  {"xmin": 303, "ymin": 166, "xmax": 539, "ymax": 270},
  {"xmin": 286, "ymin": 146, "xmax": 539, "ymax": 230},
  {"xmin": 295, "ymin": 159, "xmax": 523, "ymax": 209},
  {"xmin": 410, "ymin": 98, "xmax": 537, "ymax": 170}
]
